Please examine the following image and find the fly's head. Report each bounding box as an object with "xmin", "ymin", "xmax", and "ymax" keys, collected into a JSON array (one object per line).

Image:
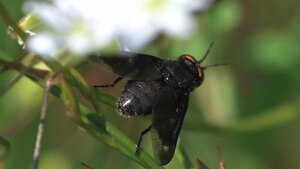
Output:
[
  {"xmin": 178, "ymin": 42, "xmax": 226, "ymax": 91},
  {"xmin": 178, "ymin": 54, "xmax": 204, "ymax": 90}
]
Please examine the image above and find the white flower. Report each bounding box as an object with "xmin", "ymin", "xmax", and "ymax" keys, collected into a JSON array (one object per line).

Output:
[
  {"xmin": 23, "ymin": 0, "xmax": 210, "ymax": 61},
  {"xmin": 24, "ymin": 0, "xmax": 119, "ymax": 60}
]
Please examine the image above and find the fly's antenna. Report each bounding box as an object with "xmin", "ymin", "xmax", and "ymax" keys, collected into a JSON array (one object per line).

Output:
[
  {"xmin": 197, "ymin": 41, "xmax": 227, "ymax": 70},
  {"xmin": 202, "ymin": 63, "xmax": 227, "ymax": 70},
  {"xmin": 197, "ymin": 41, "xmax": 214, "ymax": 64}
]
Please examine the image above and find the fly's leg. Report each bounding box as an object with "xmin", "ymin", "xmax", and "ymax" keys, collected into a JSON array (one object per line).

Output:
[
  {"xmin": 94, "ymin": 77, "xmax": 123, "ymax": 88},
  {"xmin": 135, "ymin": 125, "xmax": 152, "ymax": 154}
]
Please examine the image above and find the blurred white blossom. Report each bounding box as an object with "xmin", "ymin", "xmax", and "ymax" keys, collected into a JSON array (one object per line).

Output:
[{"xmin": 23, "ymin": 0, "xmax": 210, "ymax": 61}]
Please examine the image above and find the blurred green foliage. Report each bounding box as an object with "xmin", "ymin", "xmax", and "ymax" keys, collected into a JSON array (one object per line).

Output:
[{"xmin": 1, "ymin": 0, "xmax": 300, "ymax": 169}]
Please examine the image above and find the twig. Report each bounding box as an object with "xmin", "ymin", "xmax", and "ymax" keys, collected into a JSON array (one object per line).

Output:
[
  {"xmin": 217, "ymin": 145, "xmax": 225, "ymax": 169},
  {"xmin": 80, "ymin": 162, "xmax": 94, "ymax": 169},
  {"xmin": 0, "ymin": 74, "xmax": 23, "ymax": 97},
  {"xmin": 32, "ymin": 79, "xmax": 52, "ymax": 169},
  {"xmin": 195, "ymin": 158, "xmax": 209, "ymax": 169}
]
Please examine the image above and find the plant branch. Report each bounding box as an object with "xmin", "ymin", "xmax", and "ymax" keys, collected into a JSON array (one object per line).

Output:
[
  {"xmin": 0, "ymin": 59, "xmax": 163, "ymax": 168},
  {"xmin": 32, "ymin": 79, "xmax": 52, "ymax": 169},
  {"xmin": 0, "ymin": 2, "xmax": 27, "ymax": 42}
]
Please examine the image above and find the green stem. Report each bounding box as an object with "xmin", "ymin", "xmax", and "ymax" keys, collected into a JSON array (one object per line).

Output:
[
  {"xmin": 0, "ymin": 2, "xmax": 27, "ymax": 42},
  {"xmin": 0, "ymin": 58, "xmax": 163, "ymax": 168},
  {"xmin": 186, "ymin": 99, "xmax": 300, "ymax": 134}
]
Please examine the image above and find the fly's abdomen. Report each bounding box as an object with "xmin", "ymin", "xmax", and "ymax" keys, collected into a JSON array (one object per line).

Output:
[{"xmin": 118, "ymin": 80, "xmax": 161, "ymax": 117}]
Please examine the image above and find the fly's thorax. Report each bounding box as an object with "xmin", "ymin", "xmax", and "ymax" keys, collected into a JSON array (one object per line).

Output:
[{"xmin": 160, "ymin": 56, "xmax": 203, "ymax": 91}]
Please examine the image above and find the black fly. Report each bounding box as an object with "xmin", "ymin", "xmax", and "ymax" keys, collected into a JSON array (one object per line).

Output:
[{"xmin": 92, "ymin": 42, "xmax": 225, "ymax": 165}]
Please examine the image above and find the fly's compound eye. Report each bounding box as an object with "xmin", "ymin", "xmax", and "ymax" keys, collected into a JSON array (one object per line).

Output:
[
  {"xmin": 181, "ymin": 55, "xmax": 196, "ymax": 64},
  {"xmin": 179, "ymin": 55, "xmax": 203, "ymax": 79}
]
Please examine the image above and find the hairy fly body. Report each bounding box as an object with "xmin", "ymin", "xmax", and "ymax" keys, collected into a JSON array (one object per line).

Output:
[{"xmin": 93, "ymin": 42, "xmax": 225, "ymax": 165}]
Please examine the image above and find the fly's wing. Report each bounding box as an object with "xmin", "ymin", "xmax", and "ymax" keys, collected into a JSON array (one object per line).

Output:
[
  {"xmin": 151, "ymin": 87, "xmax": 189, "ymax": 165},
  {"xmin": 89, "ymin": 51, "xmax": 164, "ymax": 80}
]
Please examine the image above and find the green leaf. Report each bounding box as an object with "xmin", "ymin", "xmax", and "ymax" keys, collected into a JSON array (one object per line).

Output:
[{"xmin": 175, "ymin": 139, "xmax": 194, "ymax": 169}]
